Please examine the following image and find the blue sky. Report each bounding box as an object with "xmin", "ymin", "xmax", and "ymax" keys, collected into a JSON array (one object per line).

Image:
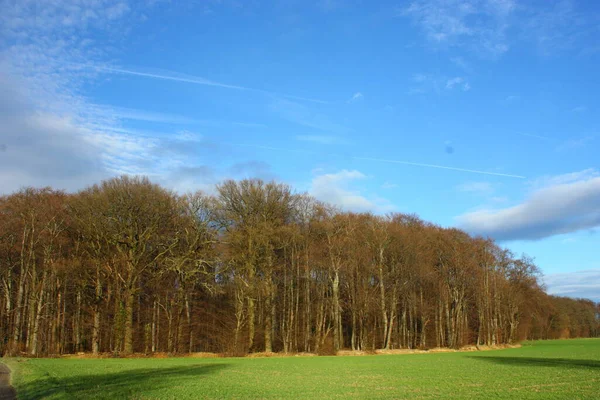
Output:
[{"xmin": 1, "ymin": 0, "xmax": 599, "ymax": 301}]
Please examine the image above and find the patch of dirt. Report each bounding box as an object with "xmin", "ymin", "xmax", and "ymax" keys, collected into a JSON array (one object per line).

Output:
[{"xmin": 0, "ymin": 363, "xmax": 16, "ymax": 400}]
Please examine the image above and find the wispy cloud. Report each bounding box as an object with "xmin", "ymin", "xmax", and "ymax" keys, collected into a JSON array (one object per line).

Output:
[
  {"xmin": 400, "ymin": 0, "xmax": 514, "ymax": 57},
  {"xmin": 446, "ymin": 77, "xmax": 462, "ymax": 89},
  {"xmin": 400, "ymin": 0, "xmax": 597, "ymax": 57},
  {"xmin": 445, "ymin": 77, "xmax": 471, "ymax": 91},
  {"xmin": 347, "ymin": 92, "xmax": 363, "ymax": 103},
  {"xmin": 521, "ymin": 1, "xmax": 595, "ymax": 56},
  {"xmin": 457, "ymin": 169, "xmax": 600, "ymax": 240},
  {"xmin": 1, "ymin": 0, "xmax": 133, "ymax": 37},
  {"xmin": 410, "ymin": 73, "xmax": 471, "ymax": 94},
  {"xmin": 529, "ymin": 169, "xmax": 598, "ymax": 188}
]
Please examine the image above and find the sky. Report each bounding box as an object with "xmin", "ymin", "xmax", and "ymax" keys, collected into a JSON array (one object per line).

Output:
[{"xmin": 1, "ymin": 0, "xmax": 599, "ymax": 301}]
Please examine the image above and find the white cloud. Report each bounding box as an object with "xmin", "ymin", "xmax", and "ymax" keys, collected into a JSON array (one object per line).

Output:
[
  {"xmin": 0, "ymin": 72, "xmax": 107, "ymax": 194},
  {"xmin": 530, "ymin": 169, "xmax": 598, "ymax": 188},
  {"xmin": 411, "ymin": 73, "xmax": 471, "ymax": 94},
  {"xmin": 309, "ymin": 170, "xmax": 394, "ymax": 213},
  {"xmin": 0, "ymin": 0, "xmax": 225, "ymax": 193},
  {"xmin": 446, "ymin": 77, "xmax": 471, "ymax": 91},
  {"xmin": 543, "ymin": 270, "xmax": 600, "ymax": 301},
  {"xmin": 381, "ymin": 182, "xmax": 398, "ymax": 189},
  {"xmin": 446, "ymin": 77, "xmax": 464, "ymax": 89},
  {"xmin": 457, "ymin": 169, "xmax": 600, "ymax": 240},
  {"xmin": 347, "ymin": 92, "xmax": 363, "ymax": 103},
  {"xmin": 0, "ymin": 0, "xmax": 330, "ymax": 197}
]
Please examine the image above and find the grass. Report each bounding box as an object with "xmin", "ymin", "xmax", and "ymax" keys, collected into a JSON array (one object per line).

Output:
[{"xmin": 3, "ymin": 339, "xmax": 599, "ymax": 399}]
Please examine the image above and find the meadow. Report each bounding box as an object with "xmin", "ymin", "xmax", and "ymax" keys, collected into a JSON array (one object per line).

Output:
[{"xmin": 3, "ymin": 339, "xmax": 599, "ymax": 399}]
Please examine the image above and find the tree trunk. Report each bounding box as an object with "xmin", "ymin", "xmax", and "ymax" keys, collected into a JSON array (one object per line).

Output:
[
  {"xmin": 264, "ymin": 275, "xmax": 273, "ymax": 353},
  {"xmin": 151, "ymin": 300, "xmax": 157, "ymax": 353},
  {"xmin": 123, "ymin": 288, "xmax": 135, "ymax": 354},
  {"xmin": 332, "ymin": 269, "xmax": 341, "ymax": 352},
  {"xmin": 379, "ymin": 259, "xmax": 388, "ymax": 349},
  {"xmin": 92, "ymin": 267, "xmax": 102, "ymax": 355},
  {"xmin": 30, "ymin": 269, "xmax": 47, "ymax": 356}
]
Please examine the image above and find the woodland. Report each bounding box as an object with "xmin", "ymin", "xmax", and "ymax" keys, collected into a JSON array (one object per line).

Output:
[{"xmin": 1, "ymin": 176, "xmax": 598, "ymax": 356}]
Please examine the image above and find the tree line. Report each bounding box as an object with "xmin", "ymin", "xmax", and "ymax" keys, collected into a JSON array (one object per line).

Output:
[{"xmin": 1, "ymin": 176, "xmax": 598, "ymax": 356}]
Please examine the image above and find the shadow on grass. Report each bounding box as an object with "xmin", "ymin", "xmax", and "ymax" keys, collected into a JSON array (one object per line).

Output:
[
  {"xmin": 470, "ymin": 356, "xmax": 600, "ymax": 370},
  {"xmin": 16, "ymin": 363, "xmax": 230, "ymax": 399}
]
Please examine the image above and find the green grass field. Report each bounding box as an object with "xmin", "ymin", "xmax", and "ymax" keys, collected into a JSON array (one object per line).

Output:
[{"xmin": 3, "ymin": 339, "xmax": 599, "ymax": 399}]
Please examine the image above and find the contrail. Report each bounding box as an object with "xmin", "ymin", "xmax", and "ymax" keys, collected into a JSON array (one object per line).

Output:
[
  {"xmin": 87, "ymin": 65, "xmax": 329, "ymax": 104},
  {"xmin": 352, "ymin": 156, "xmax": 526, "ymax": 179},
  {"xmin": 518, "ymin": 133, "xmax": 554, "ymax": 141},
  {"xmin": 94, "ymin": 66, "xmax": 248, "ymax": 90},
  {"xmin": 228, "ymin": 143, "xmax": 526, "ymax": 179}
]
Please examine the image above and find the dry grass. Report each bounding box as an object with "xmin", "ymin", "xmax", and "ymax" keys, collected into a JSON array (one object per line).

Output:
[{"xmin": 59, "ymin": 343, "xmax": 521, "ymax": 360}]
